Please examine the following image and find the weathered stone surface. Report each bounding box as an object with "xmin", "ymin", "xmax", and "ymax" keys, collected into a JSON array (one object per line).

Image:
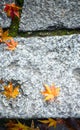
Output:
[
  {"xmin": 19, "ymin": 0, "xmax": 80, "ymax": 31},
  {"xmin": 0, "ymin": 35, "xmax": 80, "ymax": 118},
  {"xmin": 0, "ymin": 0, "xmax": 14, "ymax": 28}
]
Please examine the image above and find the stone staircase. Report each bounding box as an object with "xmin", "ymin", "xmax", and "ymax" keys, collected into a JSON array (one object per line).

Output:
[{"xmin": 0, "ymin": 0, "xmax": 80, "ymax": 121}]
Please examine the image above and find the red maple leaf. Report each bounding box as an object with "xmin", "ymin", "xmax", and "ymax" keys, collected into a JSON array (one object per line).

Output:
[{"xmin": 4, "ymin": 3, "xmax": 21, "ymax": 19}]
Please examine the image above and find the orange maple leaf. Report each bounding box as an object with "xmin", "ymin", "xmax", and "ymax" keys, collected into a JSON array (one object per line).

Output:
[
  {"xmin": 41, "ymin": 83, "xmax": 60, "ymax": 101},
  {"xmin": 0, "ymin": 27, "xmax": 12, "ymax": 43},
  {"xmin": 5, "ymin": 38, "xmax": 18, "ymax": 51},
  {"xmin": 4, "ymin": 3, "xmax": 21, "ymax": 19},
  {"xmin": 2, "ymin": 82, "xmax": 20, "ymax": 99}
]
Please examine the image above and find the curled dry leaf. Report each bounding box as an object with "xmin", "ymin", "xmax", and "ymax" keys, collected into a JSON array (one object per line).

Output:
[
  {"xmin": 2, "ymin": 82, "xmax": 20, "ymax": 99},
  {"xmin": 5, "ymin": 38, "xmax": 18, "ymax": 51},
  {"xmin": 4, "ymin": 3, "xmax": 21, "ymax": 19},
  {"xmin": 41, "ymin": 83, "xmax": 60, "ymax": 101}
]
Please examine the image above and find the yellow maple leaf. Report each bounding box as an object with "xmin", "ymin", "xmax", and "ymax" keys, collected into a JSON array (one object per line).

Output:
[
  {"xmin": 11, "ymin": 121, "xmax": 32, "ymax": 130},
  {"xmin": 6, "ymin": 120, "xmax": 33, "ymax": 130},
  {"xmin": 38, "ymin": 118, "xmax": 57, "ymax": 128},
  {"xmin": 5, "ymin": 38, "xmax": 18, "ymax": 51},
  {"xmin": 41, "ymin": 83, "xmax": 60, "ymax": 101},
  {"xmin": 0, "ymin": 27, "xmax": 12, "ymax": 43},
  {"xmin": 2, "ymin": 82, "xmax": 20, "ymax": 99}
]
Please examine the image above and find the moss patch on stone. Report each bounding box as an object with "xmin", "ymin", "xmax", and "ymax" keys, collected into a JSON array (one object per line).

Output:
[
  {"xmin": 8, "ymin": 18, "xmax": 19, "ymax": 37},
  {"xmin": 9, "ymin": 23, "xmax": 80, "ymax": 37}
]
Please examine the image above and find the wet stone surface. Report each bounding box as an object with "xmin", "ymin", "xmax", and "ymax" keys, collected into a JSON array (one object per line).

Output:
[
  {"xmin": 0, "ymin": 0, "xmax": 14, "ymax": 28},
  {"xmin": 0, "ymin": 35, "xmax": 80, "ymax": 118},
  {"xmin": 19, "ymin": 0, "xmax": 80, "ymax": 31}
]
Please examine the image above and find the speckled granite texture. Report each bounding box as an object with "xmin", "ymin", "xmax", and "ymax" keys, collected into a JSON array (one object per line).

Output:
[
  {"xmin": 0, "ymin": 35, "xmax": 80, "ymax": 118},
  {"xmin": 19, "ymin": 0, "xmax": 80, "ymax": 31},
  {"xmin": 0, "ymin": 0, "xmax": 15, "ymax": 28}
]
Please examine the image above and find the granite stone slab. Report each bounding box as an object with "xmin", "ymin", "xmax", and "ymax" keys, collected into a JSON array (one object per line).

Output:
[
  {"xmin": 0, "ymin": 0, "xmax": 15, "ymax": 28},
  {"xmin": 0, "ymin": 35, "xmax": 80, "ymax": 118},
  {"xmin": 19, "ymin": 0, "xmax": 80, "ymax": 31}
]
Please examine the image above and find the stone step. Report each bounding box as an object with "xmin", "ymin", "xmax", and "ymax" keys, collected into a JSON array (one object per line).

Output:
[
  {"xmin": 0, "ymin": 0, "xmax": 15, "ymax": 28},
  {"xmin": 0, "ymin": 35, "xmax": 80, "ymax": 118},
  {"xmin": 19, "ymin": 0, "xmax": 80, "ymax": 31}
]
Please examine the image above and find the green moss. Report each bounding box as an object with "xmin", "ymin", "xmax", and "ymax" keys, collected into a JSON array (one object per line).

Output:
[
  {"xmin": 18, "ymin": 29, "xmax": 80, "ymax": 37},
  {"xmin": 51, "ymin": 29, "xmax": 80, "ymax": 36},
  {"xmin": 9, "ymin": 18, "xmax": 19, "ymax": 37},
  {"xmin": 8, "ymin": 17, "xmax": 80, "ymax": 37}
]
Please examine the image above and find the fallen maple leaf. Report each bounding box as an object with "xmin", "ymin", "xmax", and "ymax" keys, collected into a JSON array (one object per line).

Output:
[
  {"xmin": 4, "ymin": 3, "xmax": 21, "ymax": 19},
  {"xmin": 0, "ymin": 28, "xmax": 18, "ymax": 50},
  {"xmin": 38, "ymin": 118, "xmax": 57, "ymax": 128},
  {"xmin": 41, "ymin": 83, "xmax": 60, "ymax": 101},
  {"xmin": 5, "ymin": 38, "xmax": 18, "ymax": 51},
  {"xmin": 0, "ymin": 27, "xmax": 12, "ymax": 43},
  {"xmin": 2, "ymin": 82, "xmax": 20, "ymax": 99},
  {"xmin": 6, "ymin": 120, "xmax": 33, "ymax": 130}
]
